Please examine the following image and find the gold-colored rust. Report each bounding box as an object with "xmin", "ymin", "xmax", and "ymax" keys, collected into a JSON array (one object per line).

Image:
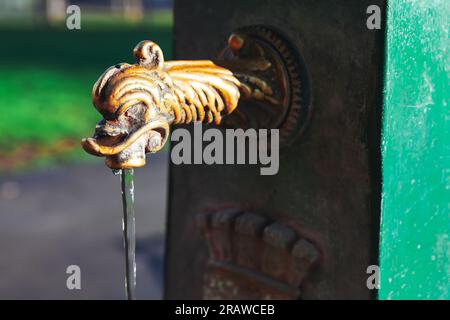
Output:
[
  {"xmin": 82, "ymin": 40, "xmax": 246, "ymax": 169},
  {"xmin": 81, "ymin": 33, "xmax": 290, "ymax": 169},
  {"xmin": 92, "ymin": 43, "xmax": 241, "ymax": 125}
]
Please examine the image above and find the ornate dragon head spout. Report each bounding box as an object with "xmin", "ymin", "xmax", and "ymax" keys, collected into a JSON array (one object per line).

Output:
[
  {"xmin": 81, "ymin": 30, "xmax": 306, "ymax": 169},
  {"xmin": 81, "ymin": 40, "xmax": 241, "ymax": 169}
]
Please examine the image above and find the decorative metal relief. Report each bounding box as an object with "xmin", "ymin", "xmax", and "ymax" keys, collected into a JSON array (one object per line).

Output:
[
  {"xmin": 218, "ymin": 26, "xmax": 311, "ymax": 143},
  {"xmin": 197, "ymin": 208, "xmax": 320, "ymax": 299}
]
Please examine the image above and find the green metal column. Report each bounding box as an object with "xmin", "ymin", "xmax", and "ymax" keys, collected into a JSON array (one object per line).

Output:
[{"xmin": 380, "ymin": 0, "xmax": 449, "ymax": 299}]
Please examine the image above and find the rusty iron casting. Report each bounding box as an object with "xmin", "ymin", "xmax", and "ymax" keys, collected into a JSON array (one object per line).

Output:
[
  {"xmin": 218, "ymin": 26, "xmax": 309, "ymax": 143},
  {"xmin": 81, "ymin": 40, "xmax": 240, "ymax": 169},
  {"xmin": 197, "ymin": 208, "xmax": 320, "ymax": 299},
  {"xmin": 81, "ymin": 27, "xmax": 309, "ymax": 169}
]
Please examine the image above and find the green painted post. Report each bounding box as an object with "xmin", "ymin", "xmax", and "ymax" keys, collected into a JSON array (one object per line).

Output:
[{"xmin": 380, "ymin": 0, "xmax": 450, "ymax": 299}]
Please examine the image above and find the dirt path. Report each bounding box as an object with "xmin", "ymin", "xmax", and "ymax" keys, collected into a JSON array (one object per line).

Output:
[{"xmin": 0, "ymin": 152, "xmax": 169, "ymax": 299}]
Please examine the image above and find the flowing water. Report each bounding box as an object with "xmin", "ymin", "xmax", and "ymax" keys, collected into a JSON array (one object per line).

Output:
[{"xmin": 119, "ymin": 169, "xmax": 136, "ymax": 300}]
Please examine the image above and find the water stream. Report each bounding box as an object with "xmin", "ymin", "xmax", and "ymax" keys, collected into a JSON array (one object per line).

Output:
[{"xmin": 119, "ymin": 169, "xmax": 136, "ymax": 300}]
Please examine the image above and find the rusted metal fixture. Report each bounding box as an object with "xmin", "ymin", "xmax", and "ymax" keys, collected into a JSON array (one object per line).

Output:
[
  {"xmin": 197, "ymin": 208, "xmax": 320, "ymax": 299},
  {"xmin": 81, "ymin": 39, "xmax": 240, "ymax": 169},
  {"xmin": 218, "ymin": 26, "xmax": 309, "ymax": 143},
  {"xmin": 81, "ymin": 27, "xmax": 309, "ymax": 168}
]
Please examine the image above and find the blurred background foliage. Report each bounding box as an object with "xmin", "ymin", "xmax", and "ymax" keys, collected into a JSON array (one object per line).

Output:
[
  {"xmin": 0, "ymin": 1, "xmax": 171, "ymax": 299},
  {"xmin": 0, "ymin": 0, "xmax": 172, "ymax": 172}
]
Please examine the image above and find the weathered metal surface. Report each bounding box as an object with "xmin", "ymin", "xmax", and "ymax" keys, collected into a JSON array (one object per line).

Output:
[
  {"xmin": 81, "ymin": 40, "xmax": 240, "ymax": 169},
  {"xmin": 166, "ymin": 0, "xmax": 385, "ymax": 299},
  {"xmin": 380, "ymin": 0, "xmax": 450, "ymax": 299},
  {"xmin": 81, "ymin": 32, "xmax": 306, "ymax": 169},
  {"xmin": 217, "ymin": 26, "xmax": 311, "ymax": 143},
  {"xmin": 198, "ymin": 209, "xmax": 320, "ymax": 299}
]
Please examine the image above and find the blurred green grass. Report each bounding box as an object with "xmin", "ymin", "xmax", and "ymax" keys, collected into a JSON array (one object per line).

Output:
[{"xmin": 0, "ymin": 12, "xmax": 172, "ymax": 169}]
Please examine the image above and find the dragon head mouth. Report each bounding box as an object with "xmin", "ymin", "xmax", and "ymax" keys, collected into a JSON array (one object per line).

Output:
[
  {"xmin": 81, "ymin": 114, "xmax": 169, "ymax": 169},
  {"xmin": 81, "ymin": 40, "xmax": 173, "ymax": 169},
  {"xmin": 81, "ymin": 65, "xmax": 171, "ymax": 169}
]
